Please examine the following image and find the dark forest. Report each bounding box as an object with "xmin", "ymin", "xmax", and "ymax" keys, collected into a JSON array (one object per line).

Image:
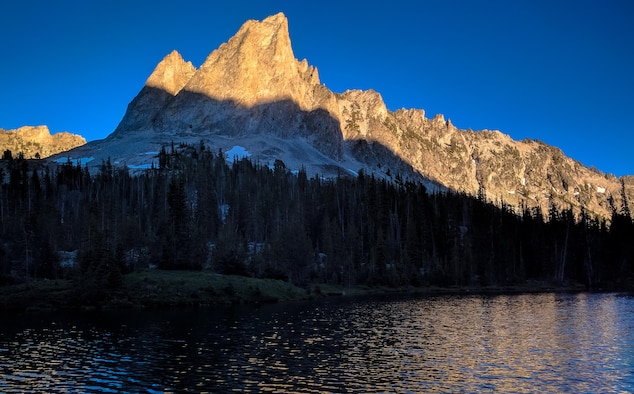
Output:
[{"xmin": 1, "ymin": 143, "xmax": 632, "ymax": 294}]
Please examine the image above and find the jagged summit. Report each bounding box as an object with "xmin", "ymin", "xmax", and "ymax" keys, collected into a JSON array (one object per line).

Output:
[
  {"xmin": 145, "ymin": 50, "xmax": 196, "ymax": 95},
  {"xmin": 112, "ymin": 50, "xmax": 196, "ymax": 135},
  {"xmin": 113, "ymin": 12, "xmax": 332, "ymax": 139},
  {"xmin": 61, "ymin": 13, "xmax": 632, "ymax": 220},
  {"xmin": 171, "ymin": 11, "xmax": 323, "ymax": 110}
]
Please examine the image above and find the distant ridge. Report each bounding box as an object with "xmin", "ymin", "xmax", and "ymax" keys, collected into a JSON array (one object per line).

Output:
[
  {"xmin": 56, "ymin": 13, "xmax": 632, "ymax": 219},
  {"xmin": 0, "ymin": 125, "xmax": 85, "ymax": 159}
]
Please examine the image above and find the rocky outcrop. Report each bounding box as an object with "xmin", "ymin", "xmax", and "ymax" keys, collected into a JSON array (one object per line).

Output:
[
  {"xmin": 0, "ymin": 125, "xmax": 85, "ymax": 158},
  {"xmin": 97, "ymin": 12, "xmax": 632, "ymax": 219}
]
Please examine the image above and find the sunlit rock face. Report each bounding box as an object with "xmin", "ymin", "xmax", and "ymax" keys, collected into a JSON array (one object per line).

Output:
[
  {"xmin": 183, "ymin": 12, "xmax": 322, "ymax": 109},
  {"xmin": 0, "ymin": 125, "xmax": 85, "ymax": 158},
  {"xmin": 336, "ymin": 88, "xmax": 632, "ymax": 219},
  {"xmin": 80, "ymin": 12, "xmax": 632, "ymax": 220}
]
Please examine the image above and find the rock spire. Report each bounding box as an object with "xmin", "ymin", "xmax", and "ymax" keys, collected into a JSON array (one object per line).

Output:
[{"xmin": 185, "ymin": 12, "xmax": 320, "ymax": 107}]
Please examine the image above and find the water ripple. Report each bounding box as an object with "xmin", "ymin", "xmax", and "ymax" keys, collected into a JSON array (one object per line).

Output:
[{"xmin": 0, "ymin": 293, "xmax": 633, "ymax": 392}]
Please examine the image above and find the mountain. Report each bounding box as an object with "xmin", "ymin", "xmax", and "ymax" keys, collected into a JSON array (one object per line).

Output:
[
  {"xmin": 56, "ymin": 12, "xmax": 633, "ymax": 219},
  {"xmin": 0, "ymin": 125, "xmax": 85, "ymax": 159}
]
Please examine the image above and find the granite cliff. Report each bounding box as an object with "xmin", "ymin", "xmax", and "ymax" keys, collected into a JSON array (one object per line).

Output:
[{"xmin": 60, "ymin": 12, "xmax": 632, "ymax": 219}]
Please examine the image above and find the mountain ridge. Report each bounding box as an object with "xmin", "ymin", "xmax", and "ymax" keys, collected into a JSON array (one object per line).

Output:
[
  {"xmin": 53, "ymin": 12, "xmax": 632, "ymax": 219},
  {"xmin": 0, "ymin": 125, "xmax": 85, "ymax": 159}
]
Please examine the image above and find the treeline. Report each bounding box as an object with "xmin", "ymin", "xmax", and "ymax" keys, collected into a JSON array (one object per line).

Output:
[{"xmin": 0, "ymin": 143, "xmax": 632, "ymax": 291}]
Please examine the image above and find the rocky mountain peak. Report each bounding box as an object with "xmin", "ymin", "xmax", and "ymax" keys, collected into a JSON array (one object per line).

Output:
[
  {"xmin": 145, "ymin": 50, "xmax": 196, "ymax": 95},
  {"xmin": 129, "ymin": 12, "xmax": 343, "ymax": 158},
  {"xmin": 183, "ymin": 12, "xmax": 320, "ymax": 108}
]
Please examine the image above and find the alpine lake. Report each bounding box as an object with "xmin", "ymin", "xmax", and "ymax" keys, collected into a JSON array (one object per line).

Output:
[{"xmin": 1, "ymin": 292, "xmax": 633, "ymax": 392}]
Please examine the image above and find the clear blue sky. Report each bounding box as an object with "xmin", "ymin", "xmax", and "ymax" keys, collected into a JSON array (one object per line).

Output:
[{"xmin": 2, "ymin": 0, "xmax": 633, "ymax": 176}]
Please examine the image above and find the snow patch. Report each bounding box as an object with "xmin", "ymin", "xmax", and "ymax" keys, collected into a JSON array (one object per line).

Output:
[
  {"xmin": 597, "ymin": 186, "xmax": 606, "ymax": 194},
  {"xmin": 508, "ymin": 190, "xmax": 516, "ymax": 194},
  {"xmin": 225, "ymin": 146, "xmax": 251, "ymax": 162},
  {"xmin": 521, "ymin": 177, "xmax": 526, "ymax": 186},
  {"xmin": 59, "ymin": 250, "xmax": 77, "ymax": 268},
  {"xmin": 219, "ymin": 204, "xmax": 230, "ymax": 223},
  {"xmin": 145, "ymin": 151, "xmax": 159, "ymax": 155},
  {"xmin": 347, "ymin": 169, "xmax": 358, "ymax": 176},
  {"xmin": 128, "ymin": 164, "xmax": 153, "ymax": 169}
]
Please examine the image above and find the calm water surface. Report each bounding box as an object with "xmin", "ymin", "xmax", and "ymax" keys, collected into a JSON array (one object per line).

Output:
[{"xmin": 1, "ymin": 292, "xmax": 633, "ymax": 392}]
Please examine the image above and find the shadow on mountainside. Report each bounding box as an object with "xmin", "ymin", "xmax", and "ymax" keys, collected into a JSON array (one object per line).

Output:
[{"xmin": 62, "ymin": 86, "xmax": 434, "ymax": 185}]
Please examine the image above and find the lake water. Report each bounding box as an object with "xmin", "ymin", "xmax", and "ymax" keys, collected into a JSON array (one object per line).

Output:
[{"xmin": 1, "ymin": 292, "xmax": 633, "ymax": 392}]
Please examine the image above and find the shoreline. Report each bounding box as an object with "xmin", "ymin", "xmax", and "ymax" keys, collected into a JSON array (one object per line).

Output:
[{"xmin": 0, "ymin": 270, "xmax": 630, "ymax": 313}]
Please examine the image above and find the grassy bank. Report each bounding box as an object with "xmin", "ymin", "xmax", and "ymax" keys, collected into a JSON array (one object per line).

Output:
[
  {"xmin": 0, "ymin": 279, "xmax": 74, "ymax": 312},
  {"xmin": 0, "ymin": 270, "xmax": 313, "ymax": 312},
  {"xmin": 118, "ymin": 270, "xmax": 311, "ymax": 307},
  {"xmin": 0, "ymin": 270, "xmax": 622, "ymax": 313}
]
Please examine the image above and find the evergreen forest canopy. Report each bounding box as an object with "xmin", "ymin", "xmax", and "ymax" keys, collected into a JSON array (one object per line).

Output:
[{"xmin": 0, "ymin": 142, "xmax": 632, "ymax": 294}]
